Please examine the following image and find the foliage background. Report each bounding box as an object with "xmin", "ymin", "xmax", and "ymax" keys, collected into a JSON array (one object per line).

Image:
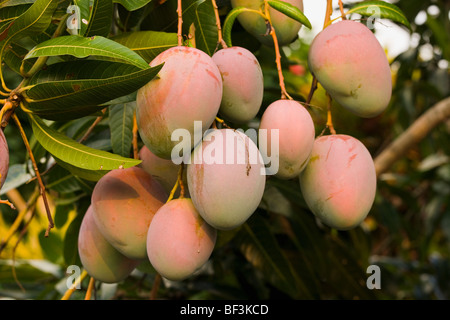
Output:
[{"xmin": 0, "ymin": 0, "xmax": 449, "ymax": 300}]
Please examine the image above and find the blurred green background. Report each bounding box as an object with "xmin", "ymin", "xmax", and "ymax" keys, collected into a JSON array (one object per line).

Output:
[{"xmin": 0, "ymin": 0, "xmax": 449, "ymax": 300}]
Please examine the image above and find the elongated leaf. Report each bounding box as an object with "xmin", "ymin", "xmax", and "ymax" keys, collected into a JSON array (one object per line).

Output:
[
  {"xmin": 267, "ymin": 0, "xmax": 311, "ymax": 29},
  {"xmin": 183, "ymin": 0, "xmax": 218, "ymax": 56},
  {"xmin": 24, "ymin": 35, "xmax": 149, "ymax": 70},
  {"xmin": 222, "ymin": 6, "xmax": 261, "ymax": 47},
  {"xmin": 54, "ymin": 156, "xmax": 108, "ymax": 181},
  {"xmin": 346, "ymin": 0, "xmax": 411, "ymax": 30},
  {"xmin": 3, "ymin": 42, "xmax": 34, "ymax": 75},
  {"xmin": 29, "ymin": 114, "xmax": 141, "ymax": 173},
  {"xmin": 72, "ymin": 0, "xmax": 91, "ymax": 36},
  {"xmin": 25, "ymin": 60, "xmax": 163, "ymax": 120},
  {"xmin": 109, "ymin": 102, "xmax": 135, "ymax": 157},
  {"xmin": 236, "ymin": 214, "xmax": 312, "ymax": 299},
  {"xmin": 64, "ymin": 198, "xmax": 91, "ymax": 267},
  {"xmin": 0, "ymin": 0, "xmax": 57, "ymax": 56},
  {"xmin": 0, "ymin": 163, "xmax": 32, "ymax": 195},
  {"xmin": 111, "ymin": 31, "xmax": 178, "ymax": 63},
  {"xmin": 84, "ymin": 0, "xmax": 113, "ymax": 37},
  {"xmin": 0, "ymin": 3, "xmax": 31, "ymax": 34},
  {"xmin": 0, "ymin": 0, "xmax": 57, "ymax": 85},
  {"xmin": 117, "ymin": 3, "xmax": 149, "ymax": 30},
  {"xmin": 113, "ymin": 0, "xmax": 152, "ymax": 11},
  {"xmin": 46, "ymin": 164, "xmax": 81, "ymax": 194},
  {"xmin": 0, "ymin": 0, "xmax": 34, "ymax": 9}
]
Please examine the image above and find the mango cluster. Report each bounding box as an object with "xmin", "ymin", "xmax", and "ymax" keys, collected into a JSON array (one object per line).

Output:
[{"xmin": 78, "ymin": 17, "xmax": 391, "ymax": 284}]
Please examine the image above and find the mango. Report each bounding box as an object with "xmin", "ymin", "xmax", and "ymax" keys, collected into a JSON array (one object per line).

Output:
[
  {"xmin": 187, "ymin": 129, "xmax": 266, "ymax": 230},
  {"xmin": 299, "ymin": 134, "xmax": 377, "ymax": 230},
  {"xmin": 136, "ymin": 46, "xmax": 223, "ymax": 160},
  {"xmin": 231, "ymin": 0, "xmax": 304, "ymax": 46},
  {"xmin": 212, "ymin": 46, "xmax": 263, "ymax": 123},
  {"xmin": 0, "ymin": 130, "xmax": 8, "ymax": 188},
  {"xmin": 78, "ymin": 205, "xmax": 140, "ymax": 283},
  {"xmin": 91, "ymin": 166, "xmax": 167, "ymax": 259},
  {"xmin": 259, "ymin": 99, "xmax": 315, "ymax": 179},
  {"xmin": 146, "ymin": 198, "xmax": 216, "ymax": 281},
  {"xmin": 139, "ymin": 145, "xmax": 179, "ymax": 193},
  {"xmin": 308, "ymin": 20, "xmax": 392, "ymax": 118}
]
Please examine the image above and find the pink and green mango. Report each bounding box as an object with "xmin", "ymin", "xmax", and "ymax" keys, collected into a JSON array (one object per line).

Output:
[
  {"xmin": 78, "ymin": 206, "xmax": 140, "ymax": 283},
  {"xmin": 212, "ymin": 46, "xmax": 263, "ymax": 123},
  {"xmin": 259, "ymin": 99, "xmax": 315, "ymax": 179},
  {"xmin": 187, "ymin": 129, "xmax": 266, "ymax": 230},
  {"xmin": 136, "ymin": 46, "xmax": 222, "ymax": 160},
  {"xmin": 146, "ymin": 198, "xmax": 216, "ymax": 281},
  {"xmin": 0, "ymin": 130, "xmax": 9, "ymax": 188},
  {"xmin": 231, "ymin": 0, "xmax": 304, "ymax": 46},
  {"xmin": 299, "ymin": 134, "xmax": 377, "ymax": 230},
  {"xmin": 91, "ymin": 167, "xmax": 167, "ymax": 260},
  {"xmin": 308, "ymin": 20, "xmax": 392, "ymax": 118}
]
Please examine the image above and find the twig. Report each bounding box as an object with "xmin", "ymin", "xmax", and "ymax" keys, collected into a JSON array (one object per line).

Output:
[
  {"xmin": 0, "ymin": 199, "xmax": 15, "ymax": 209},
  {"xmin": 177, "ymin": 0, "xmax": 183, "ymax": 46},
  {"xmin": 61, "ymin": 269, "xmax": 88, "ymax": 300},
  {"xmin": 12, "ymin": 113, "xmax": 54, "ymax": 236},
  {"xmin": 150, "ymin": 273, "xmax": 162, "ymax": 300},
  {"xmin": 374, "ymin": 96, "xmax": 450, "ymax": 176},
  {"xmin": 338, "ymin": 0, "xmax": 346, "ymax": 20},
  {"xmin": 264, "ymin": 2, "xmax": 292, "ymax": 100},
  {"xmin": 178, "ymin": 164, "xmax": 185, "ymax": 199},
  {"xmin": 306, "ymin": 76, "xmax": 318, "ymax": 106},
  {"xmin": 133, "ymin": 111, "xmax": 139, "ymax": 159},
  {"xmin": 212, "ymin": 0, "xmax": 227, "ymax": 50},
  {"xmin": 85, "ymin": 277, "xmax": 96, "ymax": 300},
  {"xmin": 325, "ymin": 93, "xmax": 336, "ymax": 135},
  {"xmin": 215, "ymin": 116, "xmax": 233, "ymax": 129},
  {"xmin": 323, "ymin": 0, "xmax": 333, "ymax": 28},
  {"xmin": 78, "ymin": 108, "xmax": 106, "ymax": 144}
]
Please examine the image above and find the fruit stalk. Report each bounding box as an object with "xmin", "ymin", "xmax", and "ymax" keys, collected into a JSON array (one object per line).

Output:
[
  {"xmin": 338, "ymin": 0, "xmax": 347, "ymax": 20},
  {"xmin": 177, "ymin": 0, "xmax": 183, "ymax": 46},
  {"xmin": 212, "ymin": 0, "xmax": 227, "ymax": 49},
  {"xmin": 263, "ymin": 1, "xmax": 291, "ymax": 100}
]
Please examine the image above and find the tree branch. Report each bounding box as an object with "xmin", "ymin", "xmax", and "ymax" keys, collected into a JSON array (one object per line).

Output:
[{"xmin": 374, "ymin": 96, "xmax": 450, "ymax": 176}]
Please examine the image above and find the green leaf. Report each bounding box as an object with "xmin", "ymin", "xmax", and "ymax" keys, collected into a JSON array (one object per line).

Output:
[
  {"xmin": 84, "ymin": 0, "xmax": 113, "ymax": 37},
  {"xmin": 222, "ymin": 6, "xmax": 262, "ymax": 47},
  {"xmin": 25, "ymin": 60, "xmax": 163, "ymax": 120},
  {"xmin": 64, "ymin": 199, "xmax": 90, "ymax": 267},
  {"xmin": 24, "ymin": 35, "xmax": 150, "ymax": 70},
  {"xmin": 117, "ymin": 3, "xmax": 149, "ymax": 31},
  {"xmin": 0, "ymin": 0, "xmax": 58, "ymax": 80},
  {"xmin": 111, "ymin": 31, "xmax": 178, "ymax": 63},
  {"xmin": 38, "ymin": 229, "xmax": 63, "ymax": 264},
  {"xmin": 72, "ymin": 0, "xmax": 91, "ymax": 36},
  {"xmin": 0, "ymin": 2, "xmax": 31, "ymax": 35},
  {"xmin": 113, "ymin": 0, "xmax": 152, "ymax": 11},
  {"xmin": 29, "ymin": 114, "xmax": 141, "ymax": 172},
  {"xmin": 0, "ymin": 163, "xmax": 32, "ymax": 195},
  {"xmin": 3, "ymin": 42, "xmax": 34, "ymax": 75},
  {"xmin": 54, "ymin": 156, "xmax": 107, "ymax": 181},
  {"xmin": 267, "ymin": 0, "xmax": 311, "ymax": 29},
  {"xmin": 0, "ymin": 0, "xmax": 34, "ymax": 9},
  {"xmin": 346, "ymin": 0, "xmax": 411, "ymax": 31},
  {"xmin": 45, "ymin": 164, "xmax": 81, "ymax": 194},
  {"xmin": 236, "ymin": 214, "xmax": 312, "ymax": 299},
  {"xmin": 183, "ymin": 0, "xmax": 218, "ymax": 56},
  {"xmin": 109, "ymin": 102, "xmax": 135, "ymax": 158}
]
